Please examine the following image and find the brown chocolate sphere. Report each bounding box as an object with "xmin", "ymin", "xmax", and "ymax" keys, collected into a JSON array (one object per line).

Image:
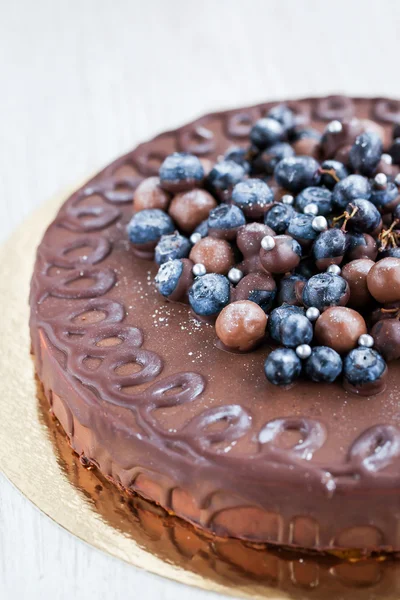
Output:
[
  {"xmin": 133, "ymin": 177, "xmax": 171, "ymax": 212},
  {"xmin": 315, "ymin": 307, "xmax": 367, "ymax": 354},
  {"xmin": 234, "ymin": 271, "xmax": 277, "ymax": 313},
  {"xmin": 341, "ymin": 259, "xmax": 375, "ymax": 308},
  {"xmin": 320, "ymin": 117, "xmax": 363, "ymax": 160},
  {"xmin": 189, "ymin": 236, "xmax": 234, "ymax": 275},
  {"xmin": 169, "ymin": 189, "xmax": 217, "ymax": 233},
  {"xmin": 334, "ymin": 144, "xmax": 352, "ymax": 168},
  {"xmin": 367, "ymin": 257, "xmax": 400, "ymax": 303},
  {"xmin": 259, "ymin": 235, "xmax": 301, "ymax": 274},
  {"xmin": 236, "ymin": 223, "xmax": 276, "ymax": 258},
  {"xmin": 292, "ymin": 137, "xmax": 320, "ymax": 157},
  {"xmin": 371, "ymin": 318, "xmax": 400, "ymax": 362},
  {"xmin": 215, "ymin": 300, "xmax": 267, "ymax": 352},
  {"xmin": 346, "ymin": 233, "xmax": 378, "ymax": 261}
]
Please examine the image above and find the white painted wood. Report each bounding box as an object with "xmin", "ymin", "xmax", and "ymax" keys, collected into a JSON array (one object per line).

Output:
[{"xmin": 1, "ymin": 0, "xmax": 400, "ymax": 597}]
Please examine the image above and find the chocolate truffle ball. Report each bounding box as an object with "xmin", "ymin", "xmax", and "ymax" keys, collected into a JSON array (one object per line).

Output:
[
  {"xmin": 346, "ymin": 233, "xmax": 378, "ymax": 261},
  {"xmin": 215, "ymin": 300, "xmax": 267, "ymax": 352},
  {"xmin": 236, "ymin": 223, "xmax": 276, "ymax": 258},
  {"xmin": 367, "ymin": 257, "xmax": 400, "ymax": 303},
  {"xmin": 371, "ymin": 318, "xmax": 400, "ymax": 361},
  {"xmin": 133, "ymin": 177, "xmax": 171, "ymax": 212},
  {"xmin": 292, "ymin": 137, "xmax": 320, "ymax": 157},
  {"xmin": 315, "ymin": 307, "xmax": 367, "ymax": 354},
  {"xmin": 259, "ymin": 235, "xmax": 301, "ymax": 274},
  {"xmin": 341, "ymin": 259, "xmax": 375, "ymax": 308},
  {"xmin": 234, "ymin": 271, "xmax": 277, "ymax": 313},
  {"xmin": 168, "ymin": 189, "xmax": 217, "ymax": 233},
  {"xmin": 189, "ymin": 236, "xmax": 234, "ymax": 275}
]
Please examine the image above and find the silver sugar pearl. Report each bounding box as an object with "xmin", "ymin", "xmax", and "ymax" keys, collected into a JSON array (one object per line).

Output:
[
  {"xmin": 190, "ymin": 232, "xmax": 202, "ymax": 245},
  {"xmin": 281, "ymin": 194, "xmax": 294, "ymax": 205},
  {"xmin": 374, "ymin": 172, "xmax": 387, "ymax": 188},
  {"xmin": 358, "ymin": 334, "xmax": 374, "ymax": 348},
  {"xmin": 326, "ymin": 264, "xmax": 341, "ymax": 275},
  {"xmin": 261, "ymin": 235, "xmax": 276, "ymax": 251},
  {"xmin": 327, "ymin": 120, "xmax": 343, "ymax": 134},
  {"xmin": 312, "ymin": 215, "xmax": 328, "ymax": 232},
  {"xmin": 381, "ymin": 153, "xmax": 393, "ymax": 165},
  {"xmin": 306, "ymin": 307, "xmax": 320, "ymax": 322},
  {"xmin": 296, "ymin": 344, "xmax": 312, "ymax": 359},
  {"xmin": 304, "ymin": 202, "xmax": 319, "ymax": 216},
  {"xmin": 228, "ymin": 267, "xmax": 243, "ymax": 284},
  {"xmin": 192, "ymin": 263, "xmax": 206, "ymax": 277}
]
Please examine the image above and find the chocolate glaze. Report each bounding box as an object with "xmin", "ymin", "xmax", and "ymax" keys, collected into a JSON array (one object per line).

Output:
[{"xmin": 30, "ymin": 96, "xmax": 400, "ymax": 552}]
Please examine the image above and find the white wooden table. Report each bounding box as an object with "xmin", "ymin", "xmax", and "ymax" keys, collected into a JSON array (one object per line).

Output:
[{"xmin": 1, "ymin": 1, "xmax": 400, "ymax": 598}]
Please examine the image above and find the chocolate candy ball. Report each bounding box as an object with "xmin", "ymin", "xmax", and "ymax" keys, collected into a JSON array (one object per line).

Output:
[
  {"xmin": 234, "ymin": 271, "xmax": 277, "ymax": 313},
  {"xmin": 341, "ymin": 259, "xmax": 375, "ymax": 308},
  {"xmin": 259, "ymin": 235, "xmax": 301, "ymax": 274},
  {"xmin": 367, "ymin": 257, "xmax": 400, "ymax": 303},
  {"xmin": 133, "ymin": 177, "xmax": 171, "ymax": 212},
  {"xmin": 189, "ymin": 236, "xmax": 234, "ymax": 275},
  {"xmin": 315, "ymin": 306, "xmax": 367, "ymax": 354},
  {"xmin": 292, "ymin": 137, "xmax": 320, "ymax": 157},
  {"xmin": 346, "ymin": 233, "xmax": 378, "ymax": 261},
  {"xmin": 371, "ymin": 318, "xmax": 400, "ymax": 361},
  {"xmin": 215, "ymin": 300, "xmax": 267, "ymax": 351},
  {"xmin": 168, "ymin": 189, "xmax": 217, "ymax": 233},
  {"xmin": 236, "ymin": 223, "xmax": 276, "ymax": 258}
]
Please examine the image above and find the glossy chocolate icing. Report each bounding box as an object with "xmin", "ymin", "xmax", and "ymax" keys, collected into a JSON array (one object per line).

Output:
[{"xmin": 30, "ymin": 96, "xmax": 400, "ymax": 552}]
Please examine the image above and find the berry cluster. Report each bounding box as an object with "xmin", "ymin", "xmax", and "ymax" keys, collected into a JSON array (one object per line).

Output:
[{"xmin": 127, "ymin": 105, "xmax": 400, "ymax": 396}]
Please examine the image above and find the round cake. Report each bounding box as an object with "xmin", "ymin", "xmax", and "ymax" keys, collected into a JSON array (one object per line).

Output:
[{"xmin": 30, "ymin": 96, "xmax": 400, "ymax": 555}]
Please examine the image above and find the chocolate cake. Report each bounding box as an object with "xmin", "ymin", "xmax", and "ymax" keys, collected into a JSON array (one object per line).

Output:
[{"xmin": 30, "ymin": 96, "xmax": 400, "ymax": 555}]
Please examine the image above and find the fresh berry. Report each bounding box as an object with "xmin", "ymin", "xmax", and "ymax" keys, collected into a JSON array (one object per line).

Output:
[
  {"xmin": 267, "ymin": 104, "xmax": 296, "ymax": 133},
  {"xmin": 345, "ymin": 199, "xmax": 381, "ymax": 233},
  {"xmin": 295, "ymin": 187, "xmax": 333, "ymax": 216},
  {"xmin": 370, "ymin": 181, "xmax": 399, "ymax": 212},
  {"xmin": 343, "ymin": 347, "xmax": 386, "ymax": 388},
  {"xmin": 295, "ymin": 257, "xmax": 319, "ymax": 279},
  {"xmin": 274, "ymin": 156, "xmax": 321, "ymax": 193},
  {"xmin": 159, "ymin": 152, "xmax": 204, "ymax": 191},
  {"xmin": 302, "ymin": 273, "xmax": 349, "ymax": 311},
  {"xmin": 279, "ymin": 312, "xmax": 313, "ymax": 347},
  {"xmin": 287, "ymin": 213, "xmax": 318, "ymax": 244},
  {"xmin": 319, "ymin": 160, "xmax": 349, "ymax": 189},
  {"xmin": 349, "ymin": 132, "xmax": 383, "ymax": 176},
  {"xmin": 277, "ymin": 274, "xmax": 307, "ymax": 305},
  {"xmin": 394, "ymin": 204, "xmax": 400, "ymax": 220},
  {"xmin": 127, "ymin": 209, "xmax": 174, "ymax": 244},
  {"xmin": 234, "ymin": 272, "xmax": 277, "ymax": 313},
  {"xmin": 188, "ymin": 273, "xmax": 230, "ymax": 316},
  {"xmin": 313, "ymin": 228, "xmax": 348, "ymax": 269},
  {"xmin": 332, "ymin": 174, "xmax": 371, "ymax": 210},
  {"xmin": 250, "ymin": 118, "xmax": 285, "ymax": 150},
  {"xmin": 207, "ymin": 160, "xmax": 246, "ymax": 197},
  {"xmin": 231, "ymin": 179, "xmax": 274, "ymax": 216},
  {"xmin": 252, "ymin": 142, "xmax": 294, "ymax": 175},
  {"xmin": 264, "ymin": 203, "xmax": 295, "ymax": 234},
  {"xmin": 389, "ymin": 138, "xmax": 400, "ymax": 165},
  {"xmin": 379, "ymin": 247, "xmax": 400, "ymax": 259},
  {"xmin": 155, "ymin": 259, "xmax": 185, "ymax": 297},
  {"xmin": 305, "ymin": 346, "xmax": 343, "ymax": 383},
  {"xmin": 346, "ymin": 232, "xmax": 378, "ymax": 261},
  {"xmin": 208, "ymin": 204, "xmax": 246, "ymax": 238},
  {"xmin": 224, "ymin": 146, "xmax": 251, "ymax": 172},
  {"xmin": 264, "ymin": 348, "xmax": 302, "ymax": 385},
  {"xmin": 268, "ymin": 304, "xmax": 305, "ymax": 343},
  {"xmin": 193, "ymin": 219, "xmax": 209, "ymax": 238},
  {"xmin": 155, "ymin": 232, "xmax": 191, "ymax": 265}
]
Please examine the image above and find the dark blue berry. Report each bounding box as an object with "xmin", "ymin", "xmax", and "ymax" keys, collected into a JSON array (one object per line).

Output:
[
  {"xmin": 250, "ymin": 118, "xmax": 284, "ymax": 150},
  {"xmin": 252, "ymin": 142, "xmax": 294, "ymax": 175},
  {"xmin": 319, "ymin": 160, "xmax": 349, "ymax": 190},
  {"xmin": 232, "ymin": 179, "xmax": 274, "ymax": 212},
  {"xmin": 194, "ymin": 219, "xmax": 209, "ymax": 238},
  {"xmin": 188, "ymin": 273, "xmax": 230, "ymax": 316},
  {"xmin": 295, "ymin": 186, "xmax": 333, "ymax": 216},
  {"xmin": 370, "ymin": 182, "xmax": 399, "ymax": 211},
  {"xmin": 295, "ymin": 258, "xmax": 319, "ymax": 279},
  {"xmin": 302, "ymin": 273, "xmax": 349, "ymax": 311},
  {"xmin": 394, "ymin": 204, "xmax": 400, "ymax": 221},
  {"xmin": 264, "ymin": 203, "xmax": 295, "ymax": 234},
  {"xmin": 287, "ymin": 213, "xmax": 318, "ymax": 244},
  {"xmin": 154, "ymin": 232, "xmax": 191, "ymax": 265},
  {"xmin": 155, "ymin": 259, "xmax": 184, "ymax": 297},
  {"xmin": 208, "ymin": 204, "xmax": 246, "ymax": 233},
  {"xmin": 291, "ymin": 127, "xmax": 321, "ymax": 142},
  {"xmin": 344, "ymin": 348, "xmax": 386, "ymax": 387},
  {"xmin": 346, "ymin": 233, "xmax": 378, "ymax": 261},
  {"xmin": 346, "ymin": 199, "xmax": 381, "ymax": 233},
  {"xmin": 224, "ymin": 146, "xmax": 251, "ymax": 173},
  {"xmin": 313, "ymin": 228, "xmax": 348, "ymax": 267},
  {"xmin": 159, "ymin": 152, "xmax": 204, "ymax": 191},
  {"xmin": 267, "ymin": 104, "xmax": 296, "ymax": 133},
  {"xmin": 247, "ymin": 287, "xmax": 277, "ymax": 313},
  {"xmin": 305, "ymin": 346, "xmax": 343, "ymax": 383},
  {"xmin": 207, "ymin": 160, "xmax": 246, "ymax": 196},
  {"xmin": 264, "ymin": 348, "xmax": 302, "ymax": 386},
  {"xmin": 389, "ymin": 138, "xmax": 400, "ymax": 165},
  {"xmin": 274, "ymin": 156, "xmax": 321, "ymax": 193},
  {"xmin": 349, "ymin": 132, "xmax": 383, "ymax": 176},
  {"xmin": 279, "ymin": 313, "xmax": 313, "ymax": 348},
  {"xmin": 332, "ymin": 174, "xmax": 371, "ymax": 210},
  {"xmin": 378, "ymin": 246, "xmax": 400, "ymax": 259},
  {"xmin": 127, "ymin": 209, "xmax": 174, "ymax": 244},
  {"xmin": 268, "ymin": 304, "xmax": 305, "ymax": 343},
  {"xmin": 278, "ymin": 274, "xmax": 307, "ymax": 305}
]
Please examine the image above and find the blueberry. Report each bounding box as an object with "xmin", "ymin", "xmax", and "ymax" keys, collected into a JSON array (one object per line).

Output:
[
  {"xmin": 343, "ymin": 347, "xmax": 386, "ymax": 387},
  {"xmin": 267, "ymin": 104, "xmax": 296, "ymax": 133},
  {"xmin": 287, "ymin": 213, "xmax": 318, "ymax": 244},
  {"xmin": 349, "ymin": 132, "xmax": 383, "ymax": 176},
  {"xmin": 394, "ymin": 204, "xmax": 400, "ymax": 221},
  {"xmin": 279, "ymin": 313, "xmax": 313, "ymax": 348},
  {"xmin": 274, "ymin": 156, "xmax": 321, "ymax": 193},
  {"xmin": 346, "ymin": 199, "xmax": 381, "ymax": 233},
  {"xmin": 295, "ymin": 187, "xmax": 333, "ymax": 216},
  {"xmin": 208, "ymin": 204, "xmax": 246, "ymax": 233},
  {"xmin": 277, "ymin": 274, "xmax": 306, "ymax": 305},
  {"xmin": 252, "ymin": 142, "xmax": 294, "ymax": 175},
  {"xmin": 250, "ymin": 118, "xmax": 285, "ymax": 150},
  {"xmin": 268, "ymin": 304, "xmax": 305, "ymax": 343},
  {"xmin": 155, "ymin": 259, "xmax": 184, "ymax": 297},
  {"xmin": 332, "ymin": 174, "xmax": 371, "ymax": 210},
  {"xmin": 264, "ymin": 203, "xmax": 295, "ymax": 234},
  {"xmin": 346, "ymin": 233, "xmax": 378, "ymax": 261},
  {"xmin": 305, "ymin": 346, "xmax": 343, "ymax": 383},
  {"xmin": 319, "ymin": 160, "xmax": 349, "ymax": 190},
  {"xmin": 295, "ymin": 257, "xmax": 319, "ymax": 279},
  {"xmin": 224, "ymin": 146, "xmax": 251, "ymax": 173},
  {"xmin": 207, "ymin": 160, "xmax": 246, "ymax": 196},
  {"xmin": 188, "ymin": 273, "xmax": 230, "ymax": 316},
  {"xmin": 291, "ymin": 127, "xmax": 322, "ymax": 142},
  {"xmin": 378, "ymin": 246, "xmax": 400, "ymax": 259},
  {"xmin": 302, "ymin": 273, "xmax": 349, "ymax": 311},
  {"xmin": 264, "ymin": 348, "xmax": 302, "ymax": 386},
  {"xmin": 370, "ymin": 182, "xmax": 399, "ymax": 211},
  {"xmin": 313, "ymin": 228, "xmax": 348, "ymax": 267},
  {"xmin": 193, "ymin": 219, "xmax": 209, "ymax": 238},
  {"xmin": 389, "ymin": 138, "xmax": 400, "ymax": 165},
  {"xmin": 159, "ymin": 152, "xmax": 204, "ymax": 191},
  {"xmin": 127, "ymin": 209, "xmax": 174, "ymax": 244},
  {"xmin": 154, "ymin": 232, "xmax": 191, "ymax": 265},
  {"xmin": 232, "ymin": 179, "xmax": 274, "ymax": 214}
]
